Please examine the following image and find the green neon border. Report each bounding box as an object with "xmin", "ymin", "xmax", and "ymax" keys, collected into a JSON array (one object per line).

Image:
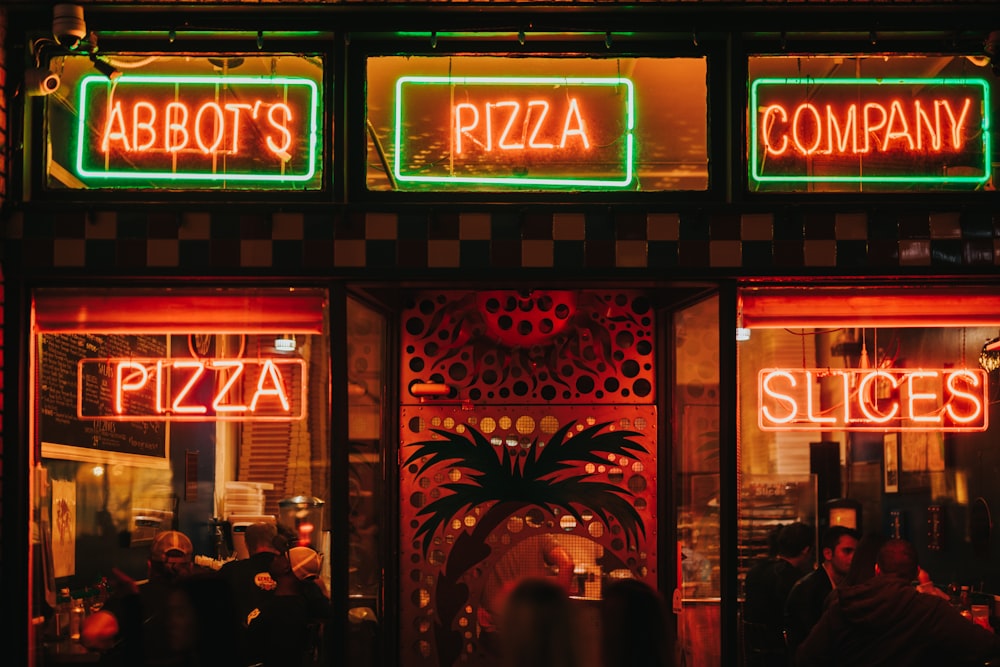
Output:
[
  {"xmin": 393, "ymin": 76, "xmax": 634, "ymax": 188},
  {"xmin": 75, "ymin": 74, "xmax": 320, "ymax": 182},
  {"xmin": 749, "ymin": 77, "xmax": 992, "ymax": 185}
]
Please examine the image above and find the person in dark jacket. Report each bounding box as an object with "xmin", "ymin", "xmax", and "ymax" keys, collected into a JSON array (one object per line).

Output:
[
  {"xmin": 795, "ymin": 539, "xmax": 1000, "ymax": 667},
  {"xmin": 783, "ymin": 526, "xmax": 858, "ymax": 654},
  {"xmin": 743, "ymin": 522, "xmax": 814, "ymax": 667}
]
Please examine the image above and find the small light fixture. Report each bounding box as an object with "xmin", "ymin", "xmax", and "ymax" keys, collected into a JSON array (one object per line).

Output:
[
  {"xmin": 274, "ymin": 334, "xmax": 297, "ymax": 352},
  {"xmin": 90, "ymin": 55, "xmax": 120, "ymax": 81},
  {"xmin": 25, "ymin": 65, "xmax": 61, "ymax": 96},
  {"xmin": 736, "ymin": 304, "xmax": 750, "ymax": 341},
  {"xmin": 979, "ymin": 336, "xmax": 1000, "ymax": 372}
]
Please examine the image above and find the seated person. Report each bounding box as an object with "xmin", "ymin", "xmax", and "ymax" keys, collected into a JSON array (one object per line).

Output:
[
  {"xmin": 784, "ymin": 526, "xmax": 858, "ymax": 653},
  {"xmin": 478, "ymin": 534, "xmax": 574, "ymax": 654},
  {"xmin": 743, "ymin": 522, "xmax": 814, "ymax": 667},
  {"xmin": 796, "ymin": 539, "xmax": 1000, "ymax": 667}
]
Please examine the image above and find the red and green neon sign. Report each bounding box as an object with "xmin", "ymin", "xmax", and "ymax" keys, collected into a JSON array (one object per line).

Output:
[
  {"xmin": 750, "ymin": 77, "xmax": 991, "ymax": 186},
  {"xmin": 393, "ymin": 76, "xmax": 635, "ymax": 189},
  {"xmin": 75, "ymin": 74, "xmax": 319, "ymax": 185}
]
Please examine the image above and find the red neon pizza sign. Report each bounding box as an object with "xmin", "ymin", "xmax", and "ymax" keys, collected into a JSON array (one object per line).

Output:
[
  {"xmin": 749, "ymin": 77, "xmax": 991, "ymax": 186},
  {"xmin": 758, "ymin": 368, "xmax": 988, "ymax": 432},
  {"xmin": 78, "ymin": 357, "xmax": 306, "ymax": 421}
]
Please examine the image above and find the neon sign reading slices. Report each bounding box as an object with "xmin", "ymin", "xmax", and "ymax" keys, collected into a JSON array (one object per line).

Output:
[
  {"xmin": 78, "ymin": 357, "xmax": 307, "ymax": 422},
  {"xmin": 750, "ymin": 77, "xmax": 991, "ymax": 186},
  {"xmin": 75, "ymin": 75, "xmax": 319, "ymax": 184},
  {"xmin": 758, "ymin": 368, "xmax": 988, "ymax": 432},
  {"xmin": 393, "ymin": 76, "xmax": 634, "ymax": 188}
]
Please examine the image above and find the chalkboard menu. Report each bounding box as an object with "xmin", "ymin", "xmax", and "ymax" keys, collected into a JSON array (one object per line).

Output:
[{"xmin": 39, "ymin": 334, "xmax": 168, "ymax": 458}]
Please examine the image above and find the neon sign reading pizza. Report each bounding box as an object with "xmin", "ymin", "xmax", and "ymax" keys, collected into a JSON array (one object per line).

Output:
[
  {"xmin": 75, "ymin": 75, "xmax": 319, "ymax": 184},
  {"xmin": 393, "ymin": 76, "xmax": 634, "ymax": 188},
  {"xmin": 750, "ymin": 78, "xmax": 991, "ymax": 185},
  {"xmin": 758, "ymin": 368, "xmax": 988, "ymax": 432},
  {"xmin": 78, "ymin": 357, "xmax": 307, "ymax": 421}
]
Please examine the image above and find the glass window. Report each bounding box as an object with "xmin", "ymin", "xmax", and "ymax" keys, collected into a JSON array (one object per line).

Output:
[
  {"xmin": 748, "ymin": 55, "xmax": 995, "ymax": 193},
  {"xmin": 29, "ymin": 287, "xmax": 330, "ymax": 664},
  {"xmin": 42, "ymin": 53, "xmax": 324, "ymax": 191},
  {"xmin": 738, "ymin": 285, "xmax": 1000, "ymax": 599},
  {"xmin": 367, "ymin": 56, "xmax": 708, "ymax": 192},
  {"xmin": 674, "ymin": 295, "xmax": 722, "ymax": 667}
]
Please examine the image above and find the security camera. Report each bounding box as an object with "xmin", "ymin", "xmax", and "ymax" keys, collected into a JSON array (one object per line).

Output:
[
  {"xmin": 25, "ymin": 66, "xmax": 61, "ymax": 96},
  {"xmin": 52, "ymin": 4, "xmax": 86, "ymax": 50}
]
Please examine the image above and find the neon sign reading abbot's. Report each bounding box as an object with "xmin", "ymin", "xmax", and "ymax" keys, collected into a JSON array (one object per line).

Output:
[
  {"xmin": 758, "ymin": 368, "xmax": 988, "ymax": 432},
  {"xmin": 76, "ymin": 75, "xmax": 319, "ymax": 183},
  {"xmin": 750, "ymin": 77, "xmax": 991, "ymax": 185}
]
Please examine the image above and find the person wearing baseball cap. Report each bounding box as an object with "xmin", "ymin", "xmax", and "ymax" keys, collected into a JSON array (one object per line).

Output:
[
  {"xmin": 150, "ymin": 530, "xmax": 195, "ymax": 578},
  {"xmin": 82, "ymin": 529, "xmax": 201, "ymax": 666}
]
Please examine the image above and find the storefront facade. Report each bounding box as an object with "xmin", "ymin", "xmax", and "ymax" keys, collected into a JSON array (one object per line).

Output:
[{"xmin": 1, "ymin": 2, "xmax": 999, "ymax": 667}]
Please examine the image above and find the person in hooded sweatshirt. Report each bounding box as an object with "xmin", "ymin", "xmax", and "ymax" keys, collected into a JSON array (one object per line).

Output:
[{"xmin": 795, "ymin": 538, "xmax": 1000, "ymax": 667}]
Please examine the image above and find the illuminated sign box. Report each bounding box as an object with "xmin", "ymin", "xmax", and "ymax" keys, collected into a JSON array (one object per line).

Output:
[
  {"xmin": 76, "ymin": 75, "xmax": 319, "ymax": 184},
  {"xmin": 750, "ymin": 77, "xmax": 991, "ymax": 186},
  {"xmin": 758, "ymin": 368, "xmax": 988, "ymax": 432},
  {"xmin": 78, "ymin": 357, "xmax": 307, "ymax": 422},
  {"xmin": 393, "ymin": 76, "xmax": 634, "ymax": 189}
]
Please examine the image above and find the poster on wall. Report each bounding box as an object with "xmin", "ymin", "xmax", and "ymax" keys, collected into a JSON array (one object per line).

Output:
[{"xmin": 52, "ymin": 479, "xmax": 76, "ymax": 578}]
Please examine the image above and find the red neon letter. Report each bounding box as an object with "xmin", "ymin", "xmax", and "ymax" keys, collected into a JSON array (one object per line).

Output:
[
  {"xmin": 195, "ymin": 102, "xmax": 225, "ymax": 154},
  {"xmin": 761, "ymin": 105, "xmax": 789, "ymax": 156},
  {"xmin": 825, "ymin": 104, "xmax": 858, "ymax": 155},
  {"xmin": 165, "ymin": 102, "xmax": 190, "ymax": 152},
  {"xmin": 132, "ymin": 102, "xmax": 157, "ymax": 152},
  {"xmin": 945, "ymin": 370, "xmax": 984, "ymax": 424},
  {"xmin": 804, "ymin": 371, "xmax": 836, "ymax": 424},
  {"xmin": 792, "ymin": 104, "xmax": 822, "ymax": 155},
  {"xmin": 225, "ymin": 103, "xmax": 252, "ymax": 153},
  {"xmin": 761, "ymin": 370, "xmax": 798, "ymax": 425},
  {"xmin": 454, "ymin": 103, "xmax": 479, "ymax": 154},
  {"xmin": 211, "ymin": 360, "xmax": 248, "ymax": 413},
  {"xmin": 496, "ymin": 101, "xmax": 524, "ymax": 151},
  {"xmin": 116, "ymin": 361, "xmax": 149, "ymax": 414},
  {"xmin": 862, "ymin": 103, "xmax": 887, "ymax": 153},
  {"xmin": 941, "ymin": 98, "xmax": 972, "ymax": 150},
  {"xmin": 249, "ymin": 359, "xmax": 290, "ymax": 413},
  {"xmin": 102, "ymin": 102, "xmax": 132, "ymax": 153},
  {"xmin": 527, "ymin": 100, "xmax": 554, "ymax": 149},
  {"xmin": 171, "ymin": 360, "xmax": 207, "ymax": 414},
  {"xmin": 559, "ymin": 98, "xmax": 590, "ymax": 149},
  {"xmin": 266, "ymin": 103, "xmax": 293, "ymax": 156},
  {"xmin": 856, "ymin": 371, "xmax": 899, "ymax": 423},
  {"xmin": 884, "ymin": 100, "xmax": 915, "ymax": 151},
  {"xmin": 915, "ymin": 100, "xmax": 943, "ymax": 151},
  {"xmin": 907, "ymin": 371, "xmax": 942, "ymax": 423}
]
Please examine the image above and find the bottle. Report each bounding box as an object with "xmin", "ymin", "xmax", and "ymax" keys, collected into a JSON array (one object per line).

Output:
[
  {"xmin": 959, "ymin": 585, "xmax": 973, "ymax": 621},
  {"xmin": 55, "ymin": 588, "xmax": 72, "ymax": 639},
  {"xmin": 69, "ymin": 596, "xmax": 85, "ymax": 641}
]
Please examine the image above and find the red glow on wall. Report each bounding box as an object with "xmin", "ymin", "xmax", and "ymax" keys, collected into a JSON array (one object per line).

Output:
[{"xmin": 758, "ymin": 367, "xmax": 988, "ymax": 432}]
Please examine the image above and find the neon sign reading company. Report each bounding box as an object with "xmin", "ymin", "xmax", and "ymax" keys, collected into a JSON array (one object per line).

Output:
[
  {"xmin": 758, "ymin": 368, "xmax": 988, "ymax": 432},
  {"xmin": 78, "ymin": 357, "xmax": 307, "ymax": 422},
  {"xmin": 750, "ymin": 78, "xmax": 991, "ymax": 185},
  {"xmin": 76, "ymin": 75, "xmax": 319, "ymax": 184},
  {"xmin": 393, "ymin": 76, "xmax": 634, "ymax": 188}
]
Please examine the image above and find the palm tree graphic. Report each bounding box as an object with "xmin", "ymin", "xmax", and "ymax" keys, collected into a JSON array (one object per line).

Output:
[{"xmin": 404, "ymin": 419, "xmax": 649, "ymax": 667}]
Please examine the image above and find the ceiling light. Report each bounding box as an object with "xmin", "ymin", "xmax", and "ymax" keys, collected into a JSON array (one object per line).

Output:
[{"xmin": 274, "ymin": 334, "xmax": 296, "ymax": 352}]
